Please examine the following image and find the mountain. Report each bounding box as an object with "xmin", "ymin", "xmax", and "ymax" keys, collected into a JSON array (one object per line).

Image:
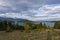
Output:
[
  {"xmin": 0, "ymin": 17, "xmax": 32, "ymax": 25},
  {"xmin": 0, "ymin": 17, "xmax": 55, "ymax": 27},
  {"xmin": 0, "ymin": 17, "xmax": 31, "ymax": 22}
]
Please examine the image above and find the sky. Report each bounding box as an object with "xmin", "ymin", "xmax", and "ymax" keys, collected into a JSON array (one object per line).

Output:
[{"xmin": 0, "ymin": 0, "xmax": 60, "ymax": 21}]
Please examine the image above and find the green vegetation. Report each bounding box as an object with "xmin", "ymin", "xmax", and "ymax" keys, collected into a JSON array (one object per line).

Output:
[
  {"xmin": 0, "ymin": 21, "xmax": 60, "ymax": 40},
  {"xmin": 0, "ymin": 20, "xmax": 48, "ymax": 32},
  {"xmin": 0, "ymin": 20, "xmax": 60, "ymax": 32},
  {"xmin": 24, "ymin": 22, "xmax": 33, "ymax": 32},
  {"xmin": 54, "ymin": 21, "xmax": 60, "ymax": 29}
]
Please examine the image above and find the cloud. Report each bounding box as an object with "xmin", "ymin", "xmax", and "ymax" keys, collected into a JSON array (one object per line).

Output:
[
  {"xmin": 0, "ymin": 0, "xmax": 60, "ymax": 12},
  {"xmin": 0, "ymin": 0, "xmax": 49, "ymax": 13},
  {"xmin": 0, "ymin": 5, "xmax": 60, "ymax": 21},
  {"xmin": 47, "ymin": 0, "xmax": 60, "ymax": 4},
  {"xmin": 0, "ymin": 0, "xmax": 60, "ymax": 21}
]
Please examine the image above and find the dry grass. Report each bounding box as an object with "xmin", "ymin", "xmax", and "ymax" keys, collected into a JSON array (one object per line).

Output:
[
  {"xmin": 0, "ymin": 30, "xmax": 47, "ymax": 40},
  {"xmin": 0, "ymin": 29, "xmax": 60, "ymax": 40},
  {"xmin": 51, "ymin": 29, "xmax": 60, "ymax": 40}
]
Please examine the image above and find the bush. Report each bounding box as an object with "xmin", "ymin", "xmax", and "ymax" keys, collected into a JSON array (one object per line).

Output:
[
  {"xmin": 6, "ymin": 26, "xmax": 13, "ymax": 32},
  {"xmin": 24, "ymin": 22, "xmax": 33, "ymax": 32}
]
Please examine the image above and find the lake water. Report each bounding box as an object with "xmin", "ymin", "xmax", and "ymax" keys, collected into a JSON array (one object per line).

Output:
[{"xmin": 33, "ymin": 21, "xmax": 55, "ymax": 27}]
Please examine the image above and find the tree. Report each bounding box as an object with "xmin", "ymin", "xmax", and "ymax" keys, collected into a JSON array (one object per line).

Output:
[
  {"xmin": 54, "ymin": 21, "xmax": 60, "ymax": 29},
  {"xmin": 0, "ymin": 21, "xmax": 5, "ymax": 30},
  {"xmin": 43, "ymin": 23, "xmax": 47, "ymax": 28},
  {"xmin": 35, "ymin": 23, "xmax": 43, "ymax": 29},
  {"xmin": 24, "ymin": 22, "xmax": 33, "ymax": 32},
  {"xmin": 6, "ymin": 21, "xmax": 13, "ymax": 32}
]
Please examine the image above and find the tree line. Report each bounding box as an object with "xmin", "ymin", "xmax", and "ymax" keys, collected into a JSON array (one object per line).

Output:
[{"xmin": 0, "ymin": 21, "xmax": 60, "ymax": 32}]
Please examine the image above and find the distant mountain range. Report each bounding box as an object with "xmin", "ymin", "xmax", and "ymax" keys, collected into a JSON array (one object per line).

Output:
[
  {"xmin": 0, "ymin": 17, "xmax": 55, "ymax": 27},
  {"xmin": 0, "ymin": 17, "xmax": 28, "ymax": 21},
  {"xmin": 0, "ymin": 17, "xmax": 32, "ymax": 26},
  {"xmin": 0, "ymin": 17, "xmax": 59, "ymax": 22}
]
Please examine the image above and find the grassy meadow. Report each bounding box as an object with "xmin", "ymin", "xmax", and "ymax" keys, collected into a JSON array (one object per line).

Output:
[{"xmin": 0, "ymin": 21, "xmax": 60, "ymax": 40}]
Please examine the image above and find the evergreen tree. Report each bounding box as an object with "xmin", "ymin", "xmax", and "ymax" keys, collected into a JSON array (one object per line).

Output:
[
  {"xmin": 36, "ymin": 23, "xmax": 43, "ymax": 29},
  {"xmin": 6, "ymin": 21, "xmax": 13, "ymax": 32},
  {"xmin": 24, "ymin": 22, "xmax": 33, "ymax": 31},
  {"xmin": 54, "ymin": 21, "xmax": 60, "ymax": 29},
  {"xmin": 43, "ymin": 23, "xmax": 47, "ymax": 28}
]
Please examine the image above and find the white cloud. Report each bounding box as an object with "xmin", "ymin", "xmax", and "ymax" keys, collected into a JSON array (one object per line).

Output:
[
  {"xmin": 0, "ymin": 5, "xmax": 60, "ymax": 21},
  {"xmin": 0, "ymin": 0, "xmax": 60, "ymax": 21},
  {"xmin": 22, "ymin": 5, "xmax": 60, "ymax": 21}
]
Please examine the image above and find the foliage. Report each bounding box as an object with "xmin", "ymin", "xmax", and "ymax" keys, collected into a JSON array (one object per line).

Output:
[
  {"xmin": 0, "ymin": 20, "xmax": 48, "ymax": 32},
  {"xmin": 6, "ymin": 21, "xmax": 13, "ymax": 32},
  {"xmin": 54, "ymin": 21, "xmax": 60, "ymax": 29},
  {"xmin": 6, "ymin": 26, "xmax": 13, "ymax": 32},
  {"xmin": 24, "ymin": 22, "xmax": 33, "ymax": 32},
  {"xmin": 43, "ymin": 23, "xmax": 47, "ymax": 28}
]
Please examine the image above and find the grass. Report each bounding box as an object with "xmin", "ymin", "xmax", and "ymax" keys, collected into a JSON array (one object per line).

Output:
[
  {"xmin": 0, "ymin": 29, "xmax": 60, "ymax": 40},
  {"xmin": 0, "ymin": 30, "xmax": 47, "ymax": 40}
]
